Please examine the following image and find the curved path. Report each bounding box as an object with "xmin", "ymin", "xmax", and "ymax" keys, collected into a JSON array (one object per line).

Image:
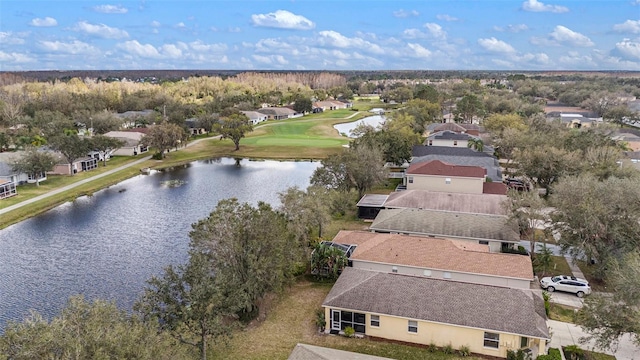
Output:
[{"xmin": 0, "ymin": 137, "xmax": 213, "ymax": 217}]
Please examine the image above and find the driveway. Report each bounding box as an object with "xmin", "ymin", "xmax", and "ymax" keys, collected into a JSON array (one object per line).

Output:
[{"xmin": 548, "ymin": 320, "xmax": 639, "ymax": 360}]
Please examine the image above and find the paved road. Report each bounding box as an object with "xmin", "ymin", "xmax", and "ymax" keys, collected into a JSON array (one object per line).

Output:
[
  {"xmin": 548, "ymin": 320, "xmax": 639, "ymax": 360},
  {"xmin": 0, "ymin": 136, "xmax": 214, "ymax": 217}
]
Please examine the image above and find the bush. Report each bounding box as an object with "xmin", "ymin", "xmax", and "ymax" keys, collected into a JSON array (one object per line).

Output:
[
  {"xmin": 563, "ymin": 345, "xmax": 585, "ymax": 360},
  {"xmin": 458, "ymin": 345, "xmax": 471, "ymax": 357},
  {"xmin": 502, "ymin": 246, "xmax": 530, "ymax": 256},
  {"xmin": 548, "ymin": 348, "xmax": 562, "ymax": 360},
  {"xmin": 508, "ymin": 349, "xmax": 525, "ymax": 360},
  {"xmin": 443, "ymin": 343, "xmax": 454, "ymax": 354},
  {"xmin": 151, "ymin": 152, "xmax": 163, "ymax": 160},
  {"xmin": 343, "ymin": 326, "xmax": 355, "ymax": 338},
  {"xmin": 315, "ymin": 308, "xmax": 325, "ymax": 331},
  {"xmin": 428, "ymin": 342, "xmax": 438, "ymax": 353}
]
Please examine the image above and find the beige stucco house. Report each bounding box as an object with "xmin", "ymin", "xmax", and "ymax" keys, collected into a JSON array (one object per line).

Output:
[
  {"xmin": 323, "ymin": 268, "xmax": 549, "ymax": 358},
  {"xmin": 103, "ymin": 130, "xmax": 149, "ymax": 156},
  {"xmin": 405, "ymin": 160, "xmax": 486, "ymax": 194},
  {"xmin": 425, "ymin": 130, "xmax": 479, "ymax": 148},
  {"xmin": 370, "ymin": 208, "xmax": 520, "ymax": 252},
  {"xmin": 332, "ymin": 230, "xmax": 534, "ymax": 288}
]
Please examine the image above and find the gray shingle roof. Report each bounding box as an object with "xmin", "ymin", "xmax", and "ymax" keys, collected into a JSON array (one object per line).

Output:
[
  {"xmin": 383, "ymin": 190, "xmax": 507, "ymax": 215},
  {"xmin": 323, "ymin": 268, "xmax": 549, "ymax": 339},
  {"xmin": 370, "ymin": 208, "xmax": 520, "ymax": 243},
  {"xmin": 356, "ymin": 194, "xmax": 389, "ymax": 207},
  {"xmin": 429, "ymin": 131, "xmax": 476, "ymax": 141}
]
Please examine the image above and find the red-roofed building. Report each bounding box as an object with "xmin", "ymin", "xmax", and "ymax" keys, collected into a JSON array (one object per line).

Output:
[
  {"xmin": 482, "ymin": 182, "xmax": 508, "ymax": 195},
  {"xmin": 405, "ymin": 160, "xmax": 487, "ymax": 194}
]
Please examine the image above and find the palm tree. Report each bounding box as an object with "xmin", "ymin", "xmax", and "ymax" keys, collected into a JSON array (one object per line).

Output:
[{"xmin": 467, "ymin": 138, "xmax": 484, "ymax": 152}]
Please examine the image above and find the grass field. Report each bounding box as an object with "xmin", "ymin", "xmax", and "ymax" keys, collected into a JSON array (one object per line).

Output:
[{"xmin": 211, "ymin": 278, "xmax": 481, "ymax": 360}]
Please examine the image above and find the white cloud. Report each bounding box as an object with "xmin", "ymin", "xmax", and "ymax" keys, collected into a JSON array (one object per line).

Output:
[
  {"xmin": 424, "ymin": 23, "xmax": 446, "ymax": 39},
  {"xmin": 29, "ymin": 17, "xmax": 57, "ymax": 27},
  {"xmin": 160, "ymin": 44, "xmax": 182, "ymax": 58},
  {"xmin": 175, "ymin": 22, "xmax": 186, "ymax": 28},
  {"xmin": 521, "ymin": 0, "xmax": 569, "ymax": 13},
  {"xmin": 189, "ymin": 40, "xmax": 227, "ymax": 53},
  {"xmin": 92, "ymin": 4, "xmax": 128, "ymax": 14},
  {"xmin": 251, "ymin": 10, "xmax": 314, "ymax": 30},
  {"xmin": 436, "ymin": 14, "xmax": 458, "ymax": 21},
  {"xmin": 549, "ymin": 25, "xmax": 593, "ymax": 47},
  {"xmin": 151, "ymin": 20, "xmax": 161, "ymax": 27},
  {"xmin": 613, "ymin": 20, "xmax": 640, "ymax": 34},
  {"xmin": 532, "ymin": 26, "xmax": 594, "ymax": 47},
  {"xmin": 478, "ymin": 37, "xmax": 516, "ymax": 53},
  {"xmin": 117, "ymin": 40, "xmax": 160, "ymax": 58},
  {"xmin": 0, "ymin": 32, "xmax": 26, "ymax": 45},
  {"xmin": 317, "ymin": 30, "xmax": 384, "ymax": 54},
  {"xmin": 39, "ymin": 40, "xmax": 98, "ymax": 54},
  {"xmin": 407, "ymin": 43, "xmax": 432, "ymax": 58},
  {"xmin": 558, "ymin": 51, "xmax": 597, "ymax": 67},
  {"xmin": 614, "ymin": 38, "xmax": 640, "ymax": 60},
  {"xmin": 402, "ymin": 29, "xmax": 426, "ymax": 39},
  {"xmin": 393, "ymin": 9, "xmax": 419, "ymax": 18},
  {"xmin": 73, "ymin": 21, "xmax": 129, "ymax": 39},
  {"xmin": 252, "ymin": 54, "xmax": 289, "ymax": 65},
  {"xmin": 494, "ymin": 24, "xmax": 529, "ymax": 33},
  {"xmin": 633, "ymin": 0, "xmax": 640, "ymax": 4},
  {"xmin": 0, "ymin": 51, "xmax": 34, "ymax": 63}
]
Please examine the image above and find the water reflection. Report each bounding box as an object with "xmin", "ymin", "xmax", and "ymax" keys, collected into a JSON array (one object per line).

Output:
[
  {"xmin": 333, "ymin": 115, "xmax": 386, "ymax": 138},
  {"xmin": 0, "ymin": 158, "xmax": 319, "ymax": 330}
]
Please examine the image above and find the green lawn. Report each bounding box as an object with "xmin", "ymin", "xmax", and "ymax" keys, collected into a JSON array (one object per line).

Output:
[
  {"xmin": 536, "ymin": 256, "xmax": 573, "ymax": 278},
  {"xmin": 575, "ymin": 261, "xmax": 609, "ymax": 292}
]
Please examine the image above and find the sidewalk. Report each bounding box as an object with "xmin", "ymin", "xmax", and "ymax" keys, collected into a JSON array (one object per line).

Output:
[{"xmin": 548, "ymin": 320, "xmax": 639, "ymax": 360}]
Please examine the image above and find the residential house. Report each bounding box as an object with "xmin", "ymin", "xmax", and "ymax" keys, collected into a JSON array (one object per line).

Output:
[
  {"xmin": 612, "ymin": 131, "xmax": 640, "ymax": 151},
  {"xmin": 103, "ymin": 130, "xmax": 149, "ymax": 156},
  {"xmin": 0, "ymin": 179, "xmax": 17, "ymax": 199},
  {"xmin": 323, "ymin": 268, "xmax": 549, "ymax": 358},
  {"xmin": 288, "ymin": 344, "xmax": 393, "ymax": 360},
  {"xmin": 240, "ymin": 111, "xmax": 268, "ymax": 125},
  {"xmin": 356, "ymin": 189, "xmax": 507, "ymax": 219},
  {"xmin": 113, "ymin": 109, "xmax": 156, "ymax": 128},
  {"xmin": 425, "ymin": 130, "xmax": 479, "ymax": 148},
  {"xmin": 411, "ymin": 146, "xmax": 502, "ymax": 182},
  {"xmin": 369, "ymin": 208, "xmax": 520, "ymax": 252},
  {"xmin": 331, "ymin": 230, "xmax": 534, "ymax": 288},
  {"xmin": 50, "ymin": 155, "xmax": 98, "ymax": 175},
  {"xmin": 405, "ymin": 160, "xmax": 489, "ymax": 194},
  {"xmin": 314, "ymin": 100, "xmax": 350, "ymax": 111},
  {"xmin": 0, "ymin": 151, "xmax": 47, "ymax": 185},
  {"xmin": 185, "ymin": 118, "xmax": 207, "ymax": 136},
  {"xmin": 425, "ymin": 122, "xmax": 482, "ymax": 136},
  {"xmin": 257, "ymin": 107, "xmax": 299, "ymax": 120}
]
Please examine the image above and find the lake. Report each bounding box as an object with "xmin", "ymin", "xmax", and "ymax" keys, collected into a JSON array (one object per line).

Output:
[
  {"xmin": 0, "ymin": 158, "xmax": 319, "ymax": 330},
  {"xmin": 333, "ymin": 115, "xmax": 386, "ymax": 138}
]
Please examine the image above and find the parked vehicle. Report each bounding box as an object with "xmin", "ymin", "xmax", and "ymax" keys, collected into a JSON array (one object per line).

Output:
[
  {"xmin": 539, "ymin": 275, "xmax": 591, "ymax": 298},
  {"xmin": 504, "ymin": 178, "xmax": 530, "ymax": 192}
]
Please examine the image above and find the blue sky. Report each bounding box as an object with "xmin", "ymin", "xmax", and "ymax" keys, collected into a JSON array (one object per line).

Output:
[{"xmin": 1, "ymin": 0, "xmax": 639, "ymax": 71}]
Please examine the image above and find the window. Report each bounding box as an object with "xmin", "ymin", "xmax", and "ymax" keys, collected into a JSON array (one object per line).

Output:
[
  {"xmin": 408, "ymin": 176, "xmax": 414, "ymax": 184},
  {"xmin": 428, "ymin": 140, "xmax": 433, "ymax": 146},
  {"xmin": 392, "ymin": 266, "xmax": 398, "ymax": 273},
  {"xmin": 445, "ymin": 177, "xmax": 451, "ymax": 184},
  {"xmin": 370, "ymin": 315, "xmax": 380, "ymax": 327},
  {"xmin": 520, "ymin": 336, "xmax": 528, "ymax": 348},
  {"xmin": 339, "ymin": 311, "xmax": 366, "ymax": 334},
  {"xmin": 408, "ymin": 320, "xmax": 418, "ymax": 333},
  {"xmin": 423, "ymin": 269, "xmax": 432, "ymax": 277},
  {"xmin": 443, "ymin": 272, "xmax": 452, "ymax": 279},
  {"xmin": 479, "ymin": 240, "xmax": 489, "ymax": 245},
  {"xmin": 454, "ymin": 140, "xmax": 458, "ymax": 146},
  {"xmin": 484, "ymin": 332, "xmax": 499, "ymax": 349}
]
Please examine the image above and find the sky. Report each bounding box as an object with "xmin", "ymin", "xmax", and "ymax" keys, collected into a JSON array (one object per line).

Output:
[{"xmin": 1, "ymin": 0, "xmax": 640, "ymax": 71}]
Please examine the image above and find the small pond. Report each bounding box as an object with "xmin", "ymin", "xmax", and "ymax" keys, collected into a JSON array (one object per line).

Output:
[{"xmin": 333, "ymin": 115, "xmax": 386, "ymax": 138}]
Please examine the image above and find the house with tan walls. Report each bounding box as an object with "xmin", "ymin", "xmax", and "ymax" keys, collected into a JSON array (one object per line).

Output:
[
  {"xmin": 369, "ymin": 208, "xmax": 520, "ymax": 252},
  {"xmin": 405, "ymin": 160, "xmax": 486, "ymax": 194},
  {"xmin": 331, "ymin": 230, "xmax": 534, "ymax": 289},
  {"xmin": 425, "ymin": 130, "xmax": 479, "ymax": 148},
  {"xmin": 322, "ymin": 268, "xmax": 549, "ymax": 358},
  {"xmin": 104, "ymin": 130, "xmax": 149, "ymax": 156}
]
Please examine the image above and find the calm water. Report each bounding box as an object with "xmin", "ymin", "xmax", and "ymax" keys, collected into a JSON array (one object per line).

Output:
[
  {"xmin": 0, "ymin": 158, "xmax": 319, "ymax": 330},
  {"xmin": 333, "ymin": 115, "xmax": 385, "ymax": 137}
]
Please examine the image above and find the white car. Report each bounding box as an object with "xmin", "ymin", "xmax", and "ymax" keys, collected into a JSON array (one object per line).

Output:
[{"xmin": 540, "ymin": 275, "xmax": 591, "ymax": 298}]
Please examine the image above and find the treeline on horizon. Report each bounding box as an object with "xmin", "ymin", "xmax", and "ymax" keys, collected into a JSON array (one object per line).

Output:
[{"xmin": 2, "ymin": 69, "xmax": 640, "ymax": 87}]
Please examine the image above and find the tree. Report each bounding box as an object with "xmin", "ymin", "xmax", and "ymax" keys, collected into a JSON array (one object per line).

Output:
[
  {"xmin": 467, "ymin": 138, "xmax": 484, "ymax": 152},
  {"xmin": 1, "ymin": 296, "xmax": 189, "ymax": 360},
  {"xmin": 311, "ymin": 242, "xmax": 348, "ymax": 279},
  {"xmin": 505, "ymin": 190, "xmax": 548, "ymax": 258},
  {"xmin": 413, "ymin": 84, "xmax": 440, "ymax": 103},
  {"xmin": 533, "ymin": 244, "xmax": 554, "ymax": 276},
  {"xmin": 514, "ymin": 146, "xmax": 580, "ymax": 195},
  {"xmin": 455, "ymin": 94, "xmax": 485, "ymax": 123},
  {"xmin": 578, "ymin": 251, "xmax": 640, "ymax": 351},
  {"xmin": 293, "ymin": 96, "xmax": 313, "ymax": 113},
  {"xmin": 89, "ymin": 135, "xmax": 125, "ymax": 166},
  {"xmin": 552, "ymin": 175, "xmax": 640, "ymax": 279},
  {"xmin": 12, "ymin": 149, "xmax": 57, "ymax": 186},
  {"xmin": 213, "ymin": 113, "xmax": 253, "ymax": 151},
  {"xmin": 140, "ymin": 122, "xmax": 187, "ymax": 158},
  {"xmin": 136, "ymin": 252, "xmax": 238, "ymax": 360},
  {"xmin": 278, "ymin": 185, "xmax": 332, "ymax": 243},
  {"xmin": 189, "ymin": 199, "xmax": 300, "ymax": 318},
  {"xmin": 353, "ymin": 121, "xmax": 418, "ymax": 166},
  {"xmin": 310, "ymin": 143, "xmax": 387, "ymax": 198},
  {"xmin": 48, "ymin": 134, "xmax": 90, "ymax": 176},
  {"xmin": 394, "ymin": 99, "xmax": 441, "ymax": 134},
  {"xmin": 483, "ymin": 113, "xmax": 526, "ymax": 134}
]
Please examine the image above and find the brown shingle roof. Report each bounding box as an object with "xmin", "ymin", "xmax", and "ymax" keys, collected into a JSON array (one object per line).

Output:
[
  {"xmin": 383, "ymin": 190, "xmax": 507, "ymax": 215},
  {"xmin": 433, "ymin": 122, "xmax": 467, "ymax": 133},
  {"xmin": 323, "ymin": 268, "xmax": 549, "ymax": 339},
  {"xmin": 370, "ymin": 208, "xmax": 520, "ymax": 243},
  {"xmin": 332, "ymin": 231, "xmax": 533, "ymax": 280},
  {"xmin": 407, "ymin": 160, "xmax": 486, "ymax": 178},
  {"xmin": 483, "ymin": 182, "xmax": 508, "ymax": 195}
]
